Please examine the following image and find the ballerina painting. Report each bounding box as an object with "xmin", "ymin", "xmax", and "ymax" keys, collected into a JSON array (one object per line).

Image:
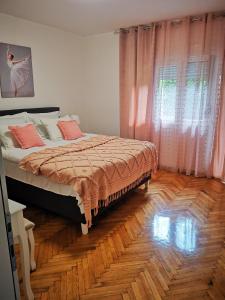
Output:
[{"xmin": 0, "ymin": 43, "xmax": 34, "ymax": 98}]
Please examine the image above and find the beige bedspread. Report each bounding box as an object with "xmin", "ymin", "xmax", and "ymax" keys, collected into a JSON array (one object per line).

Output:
[{"xmin": 20, "ymin": 135, "xmax": 157, "ymax": 227}]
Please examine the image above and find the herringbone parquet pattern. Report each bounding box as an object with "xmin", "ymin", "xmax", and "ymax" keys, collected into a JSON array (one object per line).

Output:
[{"xmin": 17, "ymin": 171, "xmax": 225, "ymax": 299}]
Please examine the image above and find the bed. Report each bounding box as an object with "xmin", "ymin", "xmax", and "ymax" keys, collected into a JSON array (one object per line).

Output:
[{"xmin": 1, "ymin": 107, "xmax": 156, "ymax": 234}]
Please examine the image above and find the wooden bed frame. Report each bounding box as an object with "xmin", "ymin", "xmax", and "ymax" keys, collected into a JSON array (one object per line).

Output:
[{"xmin": 1, "ymin": 107, "xmax": 151, "ymax": 234}]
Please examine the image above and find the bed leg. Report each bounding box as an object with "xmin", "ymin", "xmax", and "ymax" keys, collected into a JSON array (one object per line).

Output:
[
  {"xmin": 144, "ymin": 181, "xmax": 149, "ymax": 190},
  {"xmin": 81, "ymin": 223, "xmax": 88, "ymax": 235}
]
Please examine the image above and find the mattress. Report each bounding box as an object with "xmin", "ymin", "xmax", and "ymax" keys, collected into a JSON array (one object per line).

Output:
[{"xmin": 2, "ymin": 134, "xmax": 96, "ymax": 201}]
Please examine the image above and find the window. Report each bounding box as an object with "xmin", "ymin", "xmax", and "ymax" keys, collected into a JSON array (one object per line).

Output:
[
  {"xmin": 155, "ymin": 58, "xmax": 210, "ymax": 125},
  {"xmin": 157, "ymin": 65, "xmax": 177, "ymax": 123}
]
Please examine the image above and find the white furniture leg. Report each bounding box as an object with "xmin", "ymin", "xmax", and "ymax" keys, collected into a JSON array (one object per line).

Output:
[
  {"xmin": 24, "ymin": 218, "xmax": 36, "ymax": 272},
  {"xmin": 17, "ymin": 212, "xmax": 34, "ymax": 300},
  {"xmin": 27, "ymin": 229, "xmax": 36, "ymax": 271},
  {"xmin": 81, "ymin": 223, "xmax": 88, "ymax": 235}
]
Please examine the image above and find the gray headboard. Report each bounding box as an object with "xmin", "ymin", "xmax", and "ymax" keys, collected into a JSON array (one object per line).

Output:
[{"xmin": 0, "ymin": 107, "xmax": 60, "ymax": 117}]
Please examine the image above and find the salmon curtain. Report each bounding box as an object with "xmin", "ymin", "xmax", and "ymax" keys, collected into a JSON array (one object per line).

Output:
[{"xmin": 120, "ymin": 13, "xmax": 225, "ymax": 178}]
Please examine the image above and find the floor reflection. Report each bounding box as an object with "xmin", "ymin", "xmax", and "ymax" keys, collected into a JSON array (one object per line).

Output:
[
  {"xmin": 153, "ymin": 214, "xmax": 197, "ymax": 253},
  {"xmin": 175, "ymin": 217, "xmax": 197, "ymax": 252},
  {"xmin": 153, "ymin": 215, "xmax": 170, "ymax": 245}
]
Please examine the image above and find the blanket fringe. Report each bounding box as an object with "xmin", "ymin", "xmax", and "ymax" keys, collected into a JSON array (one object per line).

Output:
[{"xmin": 98, "ymin": 171, "xmax": 151, "ymax": 208}]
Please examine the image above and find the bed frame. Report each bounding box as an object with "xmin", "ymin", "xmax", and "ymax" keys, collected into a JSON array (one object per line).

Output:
[{"xmin": 1, "ymin": 107, "xmax": 151, "ymax": 234}]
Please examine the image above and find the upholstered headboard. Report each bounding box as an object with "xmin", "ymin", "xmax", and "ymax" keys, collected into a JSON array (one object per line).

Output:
[{"xmin": 0, "ymin": 107, "xmax": 60, "ymax": 117}]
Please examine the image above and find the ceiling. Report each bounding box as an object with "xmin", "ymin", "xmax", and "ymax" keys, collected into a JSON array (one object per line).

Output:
[{"xmin": 0, "ymin": 0, "xmax": 225, "ymax": 36}]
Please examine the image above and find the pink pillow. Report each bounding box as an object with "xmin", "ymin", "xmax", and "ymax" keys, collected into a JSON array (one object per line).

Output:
[
  {"xmin": 57, "ymin": 120, "xmax": 84, "ymax": 140},
  {"xmin": 9, "ymin": 124, "xmax": 45, "ymax": 149}
]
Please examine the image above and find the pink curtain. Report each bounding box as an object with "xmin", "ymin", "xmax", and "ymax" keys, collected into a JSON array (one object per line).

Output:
[{"xmin": 120, "ymin": 13, "xmax": 225, "ymax": 178}]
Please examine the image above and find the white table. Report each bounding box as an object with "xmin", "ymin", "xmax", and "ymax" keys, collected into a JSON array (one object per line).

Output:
[{"xmin": 8, "ymin": 200, "xmax": 34, "ymax": 300}]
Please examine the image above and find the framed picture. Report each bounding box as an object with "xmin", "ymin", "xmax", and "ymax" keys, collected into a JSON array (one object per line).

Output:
[{"xmin": 0, "ymin": 43, "xmax": 34, "ymax": 98}]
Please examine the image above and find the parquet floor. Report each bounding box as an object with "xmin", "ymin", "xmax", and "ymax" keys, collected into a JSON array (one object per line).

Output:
[{"xmin": 16, "ymin": 170, "xmax": 225, "ymax": 299}]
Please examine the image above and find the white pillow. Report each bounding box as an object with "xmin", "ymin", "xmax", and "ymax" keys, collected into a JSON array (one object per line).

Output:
[
  {"xmin": 0, "ymin": 123, "xmax": 32, "ymax": 148},
  {"xmin": 0, "ymin": 112, "xmax": 28, "ymax": 119},
  {"xmin": 27, "ymin": 111, "xmax": 60, "ymax": 120},
  {"xmin": 41, "ymin": 116, "xmax": 71, "ymax": 141},
  {"xmin": 69, "ymin": 114, "xmax": 80, "ymax": 125},
  {"xmin": 0, "ymin": 125, "xmax": 18, "ymax": 148},
  {"xmin": 61, "ymin": 115, "xmax": 80, "ymax": 125},
  {"xmin": 28, "ymin": 111, "xmax": 60, "ymax": 138},
  {"xmin": 0, "ymin": 113, "xmax": 28, "ymax": 126}
]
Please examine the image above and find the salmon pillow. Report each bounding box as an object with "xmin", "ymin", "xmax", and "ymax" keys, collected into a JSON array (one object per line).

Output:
[
  {"xmin": 57, "ymin": 120, "xmax": 84, "ymax": 140},
  {"xmin": 9, "ymin": 124, "xmax": 45, "ymax": 149}
]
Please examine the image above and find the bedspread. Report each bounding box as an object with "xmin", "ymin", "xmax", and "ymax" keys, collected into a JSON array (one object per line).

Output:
[{"xmin": 20, "ymin": 135, "xmax": 157, "ymax": 227}]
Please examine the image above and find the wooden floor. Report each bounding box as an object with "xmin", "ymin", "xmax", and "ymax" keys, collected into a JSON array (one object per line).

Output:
[{"xmin": 17, "ymin": 171, "xmax": 225, "ymax": 299}]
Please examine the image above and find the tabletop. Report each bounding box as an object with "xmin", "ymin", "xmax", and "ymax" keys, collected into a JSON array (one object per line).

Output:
[{"xmin": 8, "ymin": 199, "xmax": 26, "ymax": 215}]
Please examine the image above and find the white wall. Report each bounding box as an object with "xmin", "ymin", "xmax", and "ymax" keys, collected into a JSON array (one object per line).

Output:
[
  {"xmin": 82, "ymin": 33, "xmax": 119, "ymax": 135},
  {"xmin": 0, "ymin": 13, "xmax": 83, "ymax": 116},
  {"xmin": 0, "ymin": 14, "xmax": 120, "ymax": 135}
]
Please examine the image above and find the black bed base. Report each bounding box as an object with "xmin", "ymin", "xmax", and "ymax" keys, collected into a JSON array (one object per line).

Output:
[{"xmin": 6, "ymin": 175, "xmax": 151, "ymax": 226}]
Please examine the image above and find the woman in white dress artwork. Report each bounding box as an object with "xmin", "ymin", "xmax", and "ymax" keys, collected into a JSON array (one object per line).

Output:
[{"xmin": 6, "ymin": 46, "xmax": 31, "ymax": 97}]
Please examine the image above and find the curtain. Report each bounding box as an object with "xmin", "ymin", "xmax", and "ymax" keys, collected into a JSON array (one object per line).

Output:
[
  {"xmin": 120, "ymin": 13, "xmax": 225, "ymax": 178},
  {"xmin": 213, "ymin": 60, "xmax": 225, "ymax": 182}
]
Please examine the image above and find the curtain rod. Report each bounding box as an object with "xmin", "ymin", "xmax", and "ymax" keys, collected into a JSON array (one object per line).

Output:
[{"xmin": 114, "ymin": 11, "xmax": 225, "ymax": 34}]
